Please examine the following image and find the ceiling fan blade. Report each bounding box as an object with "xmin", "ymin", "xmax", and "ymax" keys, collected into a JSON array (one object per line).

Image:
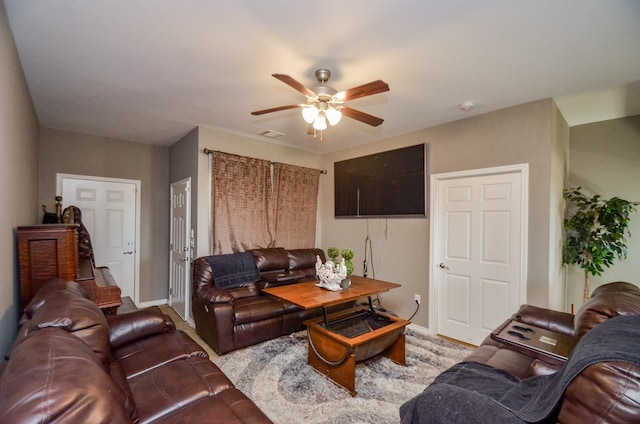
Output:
[
  {"xmin": 251, "ymin": 104, "xmax": 302, "ymax": 115},
  {"xmin": 272, "ymin": 74, "xmax": 317, "ymax": 97},
  {"xmin": 341, "ymin": 106, "xmax": 384, "ymax": 127},
  {"xmin": 337, "ymin": 80, "xmax": 389, "ymax": 101}
]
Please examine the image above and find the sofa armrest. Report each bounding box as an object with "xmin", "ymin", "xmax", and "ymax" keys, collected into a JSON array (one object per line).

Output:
[
  {"xmin": 107, "ymin": 307, "xmax": 175, "ymax": 348},
  {"xmin": 512, "ymin": 304, "xmax": 575, "ymax": 337},
  {"xmin": 196, "ymin": 285, "xmax": 235, "ymax": 304}
]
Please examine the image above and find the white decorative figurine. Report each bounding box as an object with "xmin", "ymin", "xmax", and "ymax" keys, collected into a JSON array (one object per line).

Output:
[{"xmin": 315, "ymin": 255, "xmax": 347, "ymax": 291}]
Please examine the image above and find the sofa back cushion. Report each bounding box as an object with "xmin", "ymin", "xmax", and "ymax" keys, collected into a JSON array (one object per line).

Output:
[
  {"xmin": 251, "ymin": 247, "xmax": 289, "ymax": 273},
  {"xmin": 23, "ymin": 278, "xmax": 87, "ymax": 318},
  {"xmin": 288, "ymin": 248, "xmax": 325, "ymax": 279},
  {"xmin": 107, "ymin": 306, "xmax": 174, "ymax": 349},
  {"xmin": 29, "ymin": 296, "xmax": 111, "ymax": 368},
  {"xmin": 205, "ymin": 252, "xmax": 260, "ymax": 289},
  {"xmin": 574, "ymin": 281, "xmax": 640, "ymax": 340},
  {"xmin": 287, "ymin": 248, "xmax": 325, "ymax": 270},
  {"xmin": 192, "ymin": 257, "xmax": 258, "ymax": 300},
  {"xmin": 0, "ymin": 328, "xmax": 137, "ymax": 423}
]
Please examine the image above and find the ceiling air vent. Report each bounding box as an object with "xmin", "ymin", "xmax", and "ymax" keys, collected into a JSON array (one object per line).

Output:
[{"xmin": 259, "ymin": 130, "xmax": 284, "ymax": 139}]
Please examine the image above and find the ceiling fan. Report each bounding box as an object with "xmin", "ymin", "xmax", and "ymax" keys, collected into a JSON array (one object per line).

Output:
[{"xmin": 251, "ymin": 69, "xmax": 389, "ymax": 139}]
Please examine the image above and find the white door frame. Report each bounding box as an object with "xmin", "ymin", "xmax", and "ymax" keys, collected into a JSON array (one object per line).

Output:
[
  {"xmin": 56, "ymin": 173, "xmax": 141, "ymax": 304},
  {"xmin": 169, "ymin": 178, "xmax": 192, "ymax": 322},
  {"xmin": 428, "ymin": 163, "xmax": 528, "ymax": 336}
]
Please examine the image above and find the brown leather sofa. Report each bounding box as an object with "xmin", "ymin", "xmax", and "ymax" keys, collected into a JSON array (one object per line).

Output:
[
  {"xmin": 0, "ymin": 279, "xmax": 272, "ymax": 423},
  {"xmin": 192, "ymin": 247, "xmax": 352, "ymax": 355},
  {"xmin": 403, "ymin": 281, "xmax": 640, "ymax": 423}
]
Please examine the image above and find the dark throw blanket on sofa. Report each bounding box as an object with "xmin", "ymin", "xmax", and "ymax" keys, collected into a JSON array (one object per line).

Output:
[
  {"xmin": 400, "ymin": 315, "xmax": 640, "ymax": 424},
  {"xmin": 206, "ymin": 252, "xmax": 260, "ymax": 289}
]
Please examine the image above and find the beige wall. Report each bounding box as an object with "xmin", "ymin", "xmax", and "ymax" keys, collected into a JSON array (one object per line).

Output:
[
  {"xmin": 38, "ymin": 128, "xmax": 170, "ymax": 304},
  {"xmin": 320, "ymin": 99, "xmax": 568, "ymax": 328},
  {"xmin": 0, "ymin": 2, "xmax": 40, "ymax": 359},
  {"xmin": 566, "ymin": 115, "xmax": 640, "ymax": 307},
  {"xmin": 548, "ymin": 102, "xmax": 571, "ymax": 310},
  {"xmin": 169, "ymin": 126, "xmax": 199, "ymax": 257}
]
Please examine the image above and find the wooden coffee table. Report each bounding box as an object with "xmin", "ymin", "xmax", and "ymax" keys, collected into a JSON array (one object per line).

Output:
[{"xmin": 263, "ymin": 275, "xmax": 410, "ymax": 395}]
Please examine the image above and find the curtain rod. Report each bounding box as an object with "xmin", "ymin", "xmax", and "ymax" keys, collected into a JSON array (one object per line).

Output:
[{"xmin": 203, "ymin": 148, "xmax": 327, "ymax": 174}]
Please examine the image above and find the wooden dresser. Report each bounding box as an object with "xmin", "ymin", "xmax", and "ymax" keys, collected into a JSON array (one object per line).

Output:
[{"xmin": 18, "ymin": 224, "xmax": 122, "ymax": 315}]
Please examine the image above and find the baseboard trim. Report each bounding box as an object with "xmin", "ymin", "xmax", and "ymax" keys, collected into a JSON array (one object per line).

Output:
[
  {"xmin": 407, "ymin": 323, "xmax": 431, "ymax": 336},
  {"xmin": 137, "ymin": 298, "xmax": 168, "ymax": 308}
]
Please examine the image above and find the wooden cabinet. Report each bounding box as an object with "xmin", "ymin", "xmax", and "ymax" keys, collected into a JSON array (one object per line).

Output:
[
  {"xmin": 18, "ymin": 224, "xmax": 122, "ymax": 314},
  {"xmin": 18, "ymin": 224, "xmax": 79, "ymax": 308}
]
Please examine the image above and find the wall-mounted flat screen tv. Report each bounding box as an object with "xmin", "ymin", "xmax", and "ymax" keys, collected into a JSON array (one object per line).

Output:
[{"xmin": 334, "ymin": 143, "xmax": 427, "ymax": 218}]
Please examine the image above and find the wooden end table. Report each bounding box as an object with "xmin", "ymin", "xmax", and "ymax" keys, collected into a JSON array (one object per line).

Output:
[{"xmin": 263, "ymin": 275, "xmax": 410, "ymax": 395}]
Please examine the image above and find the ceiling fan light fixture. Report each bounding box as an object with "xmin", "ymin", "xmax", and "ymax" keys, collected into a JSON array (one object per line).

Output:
[
  {"xmin": 325, "ymin": 107, "xmax": 342, "ymax": 126},
  {"xmin": 252, "ymin": 69, "xmax": 390, "ymax": 139},
  {"xmin": 302, "ymin": 106, "xmax": 319, "ymax": 124},
  {"xmin": 313, "ymin": 114, "xmax": 327, "ymax": 130}
]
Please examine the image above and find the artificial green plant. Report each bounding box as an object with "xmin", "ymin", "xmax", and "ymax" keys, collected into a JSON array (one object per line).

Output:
[
  {"xmin": 563, "ymin": 187, "xmax": 639, "ymax": 302},
  {"xmin": 327, "ymin": 246, "xmax": 354, "ymax": 277}
]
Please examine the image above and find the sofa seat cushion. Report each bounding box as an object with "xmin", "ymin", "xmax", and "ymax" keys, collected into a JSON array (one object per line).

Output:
[
  {"xmin": 0, "ymin": 328, "xmax": 136, "ymax": 423},
  {"xmin": 113, "ymin": 330, "xmax": 208, "ymax": 379},
  {"xmin": 465, "ymin": 344, "xmax": 534, "ymax": 379},
  {"xmin": 128, "ymin": 355, "xmax": 236, "ymax": 423},
  {"xmin": 281, "ymin": 299, "xmax": 304, "ymax": 314},
  {"xmin": 233, "ymin": 296, "xmax": 284, "ymax": 324},
  {"xmin": 150, "ymin": 388, "xmax": 273, "ymax": 424}
]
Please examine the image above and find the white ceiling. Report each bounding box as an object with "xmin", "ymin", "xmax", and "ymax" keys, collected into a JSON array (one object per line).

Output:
[{"xmin": 5, "ymin": 1, "xmax": 640, "ymax": 154}]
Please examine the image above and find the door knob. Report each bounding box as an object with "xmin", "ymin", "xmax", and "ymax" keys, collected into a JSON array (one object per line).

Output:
[
  {"xmin": 123, "ymin": 250, "xmax": 134, "ymax": 255},
  {"xmin": 438, "ymin": 263, "xmax": 449, "ymax": 270}
]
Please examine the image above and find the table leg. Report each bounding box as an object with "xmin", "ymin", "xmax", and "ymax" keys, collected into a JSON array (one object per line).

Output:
[{"xmin": 383, "ymin": 333, "xmax": 406, "ymax": 366}]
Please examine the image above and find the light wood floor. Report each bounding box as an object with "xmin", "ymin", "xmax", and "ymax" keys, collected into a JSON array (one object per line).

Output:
[{"xmin": 158, "ymin": 304, "xmax": 220, "ymax": 360}]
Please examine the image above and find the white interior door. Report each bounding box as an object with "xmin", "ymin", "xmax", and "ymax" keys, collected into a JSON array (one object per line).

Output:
[
  {"xmin": 169, "ymin": 178, "xmax": 191, "ymax": 321},
  {"xmin": 60, "ymin": 175, "xmax": 139, "ymax": 301},
  {"xmin": 430, "ymin": 165, "xmax": 527, "ymax": 346}
]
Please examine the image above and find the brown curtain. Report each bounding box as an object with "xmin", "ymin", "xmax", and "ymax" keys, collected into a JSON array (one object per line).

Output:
[
  {"xmin": 211, "ymin": 152, "xmax": 274, "ymax": 254},
  {"xmin": 272, "ymin": 162, "xmax": 319, "ymax": 249},
  {"xmin": 211, "ymin": 151, "xmax": 320, "ymax": 254}
]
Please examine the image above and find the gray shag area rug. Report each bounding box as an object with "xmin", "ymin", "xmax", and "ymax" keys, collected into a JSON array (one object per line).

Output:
[{"xmin": 214, "ymin": 327, "xmax": 472, "ymax": 424}]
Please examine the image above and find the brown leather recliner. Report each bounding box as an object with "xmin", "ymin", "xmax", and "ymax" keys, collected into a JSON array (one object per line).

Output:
[
  {"xmin": 192, "ymin": 247, "xmax": 353, "ymax": 355},
  {"xmin": 460, "ymin": 281, "xmax": 640, "ymax": 423}
]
